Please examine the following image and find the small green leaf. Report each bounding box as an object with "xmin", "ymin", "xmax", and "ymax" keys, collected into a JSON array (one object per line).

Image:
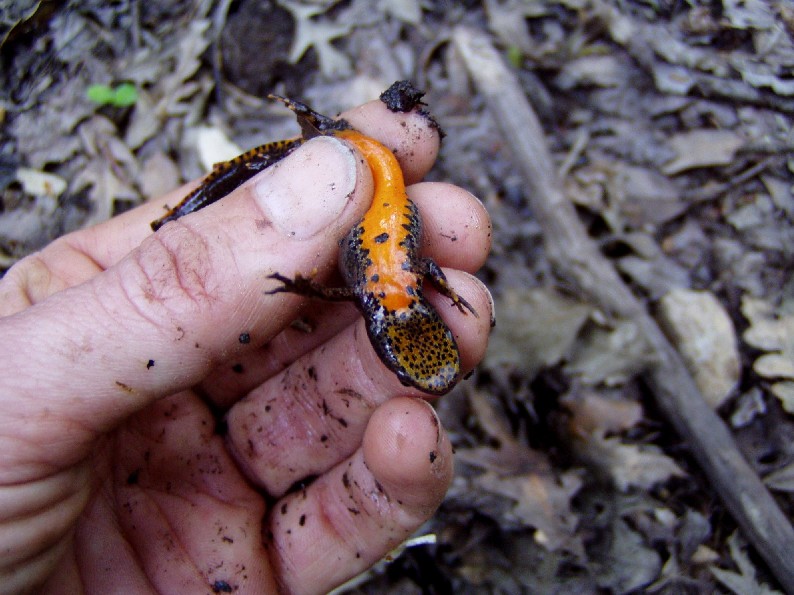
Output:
[
  {"xmin": 112, "ymin": 82, "xmax": 138, "ymax": 107},
  {"xmin": 507, "ymin": 45, "xmax": 523, "ymax": 68},
  {"xmin": 86, "ymin": 83, "xmax": 138, "ymax": 107},
  {"xmin": 86, "ymin": 84, "xmax": 115, "ymax": 105}
]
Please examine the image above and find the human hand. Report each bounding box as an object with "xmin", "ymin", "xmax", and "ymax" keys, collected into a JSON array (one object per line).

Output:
[{"xmin": 0, "ymin": 98, "xmax": 492, "ymax": 594}]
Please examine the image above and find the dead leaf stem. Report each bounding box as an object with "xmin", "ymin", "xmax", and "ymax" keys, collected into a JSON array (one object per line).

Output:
[{"xmin": 452, "ymin": 26, "xmax": 794, "ymax": 593}]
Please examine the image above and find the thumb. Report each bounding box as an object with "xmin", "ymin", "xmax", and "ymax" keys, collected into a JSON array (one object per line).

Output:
[{"xmin": 0, "ymin": 135, "xmax": 371, "ymax": 475}]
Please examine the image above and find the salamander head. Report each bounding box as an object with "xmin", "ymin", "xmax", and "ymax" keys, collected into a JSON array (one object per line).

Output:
[{"xmin": 367, "ymin": 301, "xmax": 461, "ymax": 395}]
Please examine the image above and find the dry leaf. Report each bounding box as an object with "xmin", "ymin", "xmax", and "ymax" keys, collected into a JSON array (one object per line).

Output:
[
  {"xmin": 484, "ymin": 0, "xmax": 555, "ymax": 56},
  {"xmin": 454, "ymin": 392, "xmax": 582, "ymax": 553},
  {"xmin": 769, "ymin": 381, "xmax": 794, "ymax": 413},
  {"xmin": 565, "ymin": 387, "xmax": 685, "ymax": 491},
  {"xmin": 658, "ymin": 289, "xmax": 740, "ymax": 409},
  {"xmin": 555, "ymin": 55, "xmax": 632, "ymax": 90},
  {"xmin": 475, "ymin": 469, "xmax": 583, "ymax": 553},
  {"xmin": 124, "ymin": 20, "xmax": 212, "ymax": 148},
  {"xmin": 710, "ymin": 531, "xmax": 783, "ymax": 595},
  {"xmin": 604, "ymin": 437, "xmax": 686, "ymax": 491},
  {"xmin": 565, "ymin": 319, "xmax": 654, "ymax": 386},
  {"xmin": 662, "ymin": 129, "xmax": 744, "ymax": 175},
  {"xmin": 562, "ymin": 391, "xmax": 643, "ymax": 438},
  {"xmin": 741, "ymin": 295, "xmax": 794, "ymax": 413},
  {"xmin": 595, "ymin": 519, "xmax": 662, "ymax": 592},
  {"xmin": 15, "ymin": 167, "xmax": 67, "ymax": 198},
  {"xmin": 618, "ymin": 253, "xmax": 691, "ymax": 300},
  {"xmin": 607, "ymin": 163, "xmax": 685, "ymax": 227},
  {"xmin": 139, "ymin": 152, "xmax": 181, "ymax": 200},
  {"xmin": 456, "ymin": 392, "xmax": 550, "ymax": 475},
  {"xmin": 11, "ymin": 76, "xmax": 90, "ymax": 168},
  {"xmin": 763, "ymin": 460, "xmax": 794, "ymax": 493},
  {"xmin": 383, "ymin": 0, "xmax": 422, "ymax": 24},
  {"xmin": 194, "ymin": 126, "xmax": 243, "ymax": 173},
  {"xmin": 730, "ymin": 387, "xmax": 767, "ymax": 428},
  {"xmin": 73, "ymin": 116, "xmax": 140, "ymax": 225},
  {"xmin": 485, "ymin": 288, "xmax": 592, "ymax": 377},
  {"xmin": 581, "ymin": 435, "xmax": 686, "ymax": 492},
  {"xmin": 279, "ymin": 1, "xmax": 352, "ymax": 77}
]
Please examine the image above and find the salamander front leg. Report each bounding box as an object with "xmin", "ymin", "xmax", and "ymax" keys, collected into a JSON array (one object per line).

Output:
[
  {"xmin": 419, "ymin": 258, "xmax": 478, "ymax": 317},
  {"xmin": 266, "ymin": 273, "xmax": 356, "ymax": 302}
]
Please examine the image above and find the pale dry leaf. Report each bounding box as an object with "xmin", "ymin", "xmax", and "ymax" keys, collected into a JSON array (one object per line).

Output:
[
  {"xmin": 466, "ymin": 390, "xmax": 517, "ymax": 448},
  {"xmin": 562, "ymin": 391, "xmax": 643, "ymax": 438},
  {"xmin": 763, "ymin": 460, "xmax": 794, "ymax": 493},
  {"xmin": 730, "ymin": 387, "xmax": 767, "ymax": 428},
  {"xmin": 761, "ymin": 176, "xmax": 794, "ymax": 218},
  {"xmin": 739, "ymin": 65, "xmax": 794, "ymax": 96},
  {"xmin": 652, "ymin": 61, "xmax": 696, "ymax": 95},
  {"xmin": 171, "ymin": 20, "xmax": 212, "ymax": 90},
  {"xmin": 722, "ymin": 0, "xmax": 777, "ymax": 30},
  {"xmin": 582, "ymin": 435, "xmax": 686, "ymax": 492},
  {"xmin": 741, "ymin": 295, "xmax": 794, "ymax": 413},
  {"xmin": 122, "ymin": 47, "xmax": 167, "ymax": 86},
  {"xmin": 476, "ymin": 469, "xmax": 583, "ymax": 553},
  {"xmin": 12, "ymin": 75, "xmax": 90, "ymax": 168},
  {"xmin": 606, "ymin": 163, "xmax": 685, "ymax": 227},
  {"xmin": 194, "ymin": 126, "xmax": 243, "ymax": 173},
  {"xmin": 279, "ymin": 0, "xmax": 352, "ymax": 77},
  {"xmin": 484, "ymin": 0, "xmax": 551, "ymax": 55},
  {"xmin": 485, "ymin": 287, "xmax": 592, "ymax": 377},
  {"xmin": 618, "ymin": 251, "xmax": 690, "ymax": 300},
  {"xmin": 658, "ymin": 289, "xmax": 740, "ymax": 409},
  {"xmin": 456, "ymin": 391, "xmax": 550, "ymax": 475},
  {"xmin": 595, "ymin": 519, "xmax": 662, "ymax": 592},
  {"xmin": 726, "ymin": 193, "xmax": 775, "ymax": 231},
  {"xmin": 565, "ymin": 319, "xmax": 654, "ymax": 386},
  {"xmin": 382, "ymin": 0, "xmax": 422, "ymax": 24},
  {"xmin": 0, "ymin": 195, "xmax": 58, "ymax": 253},
  {"xmin": 555, "ymin": 55, "xmax": 631, "ymax": 90},
  {"xmin": 124, "ymin": 90, "xmax": 160, "ymax": 151},
  {"xmin": 662, "ymin": 129, "xmax": 744, "ymax": 175},
  {"xmin": 770, "ymin": 381, "xmax": 794, "ymax": 414},
  {"xmin": 692, "ymin": 545, "xmax": 720, "ymax": 565},
  {"xmin": 710, "ymin": 531, "xmax": 783, "ymax": 595},
  {"xmin": 73, "ymin": 116, "xmax": 140, "ymax": 225},
  {"xmin": 124, "ymin": 20, "xmax": 212, "ymax": 148},
  {"xmin": 15, "ymin": 167, "xmax": 67, "ymax": 198},
  {"xmin": 140, "ymin": 152, "xmax": 181, "ymax": 200},
  {"xmin": 72, "ymin": 159, "xmax": 138, "ymax": 225}
]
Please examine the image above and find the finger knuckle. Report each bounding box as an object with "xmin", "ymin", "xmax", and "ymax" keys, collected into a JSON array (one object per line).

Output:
[{"xmin": 115, "ymin": 222, "xmax": 224, "ymax": 331}]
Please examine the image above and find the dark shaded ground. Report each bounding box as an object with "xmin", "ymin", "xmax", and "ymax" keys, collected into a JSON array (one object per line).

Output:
[{"xmin": 2, "ymin": 1, "xmax": 793, "ymax": 593}]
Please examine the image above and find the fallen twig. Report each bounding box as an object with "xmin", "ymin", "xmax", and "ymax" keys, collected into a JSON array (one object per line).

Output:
[{"xmin": 452, "ymin": 26, "xmax": 794, "ymax": 593}]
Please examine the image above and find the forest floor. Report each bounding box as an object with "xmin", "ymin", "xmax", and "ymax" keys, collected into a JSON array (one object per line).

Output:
[{"xmin": 2, "ymin": 1, "xmax": 793, "ymax": 593}]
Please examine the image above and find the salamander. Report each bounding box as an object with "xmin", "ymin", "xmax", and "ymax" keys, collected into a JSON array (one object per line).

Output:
[{"xmin": 151, "ymin": 81, "xmax": 477, "ymax": 395}]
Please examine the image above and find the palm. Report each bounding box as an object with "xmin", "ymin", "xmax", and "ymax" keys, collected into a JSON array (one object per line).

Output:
[{"xmin": 69, "ymin": 392, "xmax": 276, "ymax": 593}]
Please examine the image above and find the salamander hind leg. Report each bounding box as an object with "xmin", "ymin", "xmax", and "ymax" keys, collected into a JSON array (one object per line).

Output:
[
  {"xmin": 419, "ymin": 258, "xmax": 478, "ymax": 317},
  {"xmin": 369, "ymin": 302, "xmax": 462, "ymax": 395},
  {"xmin": 266, "ymin": 273, "xmax": 356, "ymax": 302}
]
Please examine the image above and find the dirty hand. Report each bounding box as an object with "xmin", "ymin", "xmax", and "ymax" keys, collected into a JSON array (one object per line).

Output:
[{"xmin": 0, "ymin": 99, "xmax": 492, "ymax": 594}]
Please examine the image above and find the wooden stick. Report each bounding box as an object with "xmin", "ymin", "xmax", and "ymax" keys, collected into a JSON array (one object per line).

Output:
[{"xmin": 452, "ymin": 26, "xmax": 794, "ymax": 592}]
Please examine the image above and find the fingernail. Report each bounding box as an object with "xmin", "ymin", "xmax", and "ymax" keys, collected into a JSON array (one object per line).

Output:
[{"xmin": 253, "ymin": 136, "xmax": 358, "ymax": 240}]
